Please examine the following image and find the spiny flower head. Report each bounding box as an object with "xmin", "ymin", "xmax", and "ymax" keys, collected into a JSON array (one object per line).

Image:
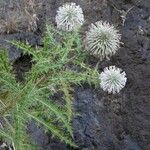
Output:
[
  {"xmin": 55, "ymin": 3, "xmax": 84, "ymax": 31},
  {"xmin": 100, "ymin": 66, "xmax": 127, "ymax": 94},
  {"xmin": 85, "ymin": 21, "xmax": 121, "ymax": 60}
]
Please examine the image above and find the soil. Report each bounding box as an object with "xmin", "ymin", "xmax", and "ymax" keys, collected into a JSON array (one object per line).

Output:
[{"xmin": 0, "ymin": 0, "xmax": 150, "ymax": 150}]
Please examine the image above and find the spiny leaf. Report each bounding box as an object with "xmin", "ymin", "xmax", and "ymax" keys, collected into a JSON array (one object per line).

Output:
[
  {"xmin": 34, "ymin": 98, "xmax": 73, "ymax": 135},
  {"xmin": 26, "ymin": 112, "xmax": 77, "ymax": 147},
  {"xmin": 10, "ymin": 40, "xmax": 37, "ymax": 58}
]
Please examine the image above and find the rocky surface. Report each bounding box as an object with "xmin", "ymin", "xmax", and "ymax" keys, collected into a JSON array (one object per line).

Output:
[
  {"xmin": 45, "ymin": 0, "xmax": 150, "ymax": 149},
  {"xmin": 0, "ymin": 0, "xmax": 150, "ymax": 150},
  {"xmin": 0, "ymin": 32, "xmax": 41, "ymax": 62},
  {"xmin": 27, "ymin": 87, "xmax": 143, "ymax": 150}
]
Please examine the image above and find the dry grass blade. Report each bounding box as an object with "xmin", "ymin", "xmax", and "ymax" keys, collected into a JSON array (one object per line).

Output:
[{"xmin": 0, "ymin": 0, "xmax": 39, "ymax": 34}]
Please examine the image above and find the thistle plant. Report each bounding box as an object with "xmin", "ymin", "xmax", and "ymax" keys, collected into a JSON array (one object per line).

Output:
[
  {"xmin": 100, "ymin": 66, "xmax": 127, "ymax": 94},
  {"xmin": 55, "ymin": 3, "xmax": 84, "ymax": 31},
  {"xmin": 0, "ymin": 25, "xmax": 99, "ymax": 149},
  {"xmin": 85, "ymin": 21, "xmax": 121, "ymax": 60}
]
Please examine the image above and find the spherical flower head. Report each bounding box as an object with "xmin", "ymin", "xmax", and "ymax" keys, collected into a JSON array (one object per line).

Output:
[
  {"xmin": 100, "ymin": 66, "xmax": 127, "ymax": 94},
  {"xmin": 85, "ymin": 21, "xmax": 121, "ymax": 60},
  {"xmin": 55, "ymin": 3, "xmax": 84, "ymax": 31}
]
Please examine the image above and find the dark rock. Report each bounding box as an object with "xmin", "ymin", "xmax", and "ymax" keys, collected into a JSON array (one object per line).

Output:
[
  {"xmin": 28, "ymin": 121, "xmax": 49, "ymax": 148},
  {"xmin": 27, "ymin": 120, "xmax": 68, "ymax": 150},
  {"xmin": 120, "ymin": 135, "xmax": 142, "ymax": 150},
  {"xmin": 72, "ymin": 87, "xmax": 119, "ymax": 150},
  {"xmin": 0, "ymin": 32, "xmax": 42, "ymax": 62}
]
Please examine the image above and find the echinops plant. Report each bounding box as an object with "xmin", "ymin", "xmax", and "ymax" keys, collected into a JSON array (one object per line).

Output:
[
  {"xmin": 100, "ymin": 66, "xmax": 127, "ymax": 94},
  {"xmin": 55, "ymin": 3, "xmax": 84, "ymax": 31},
  {"xmin": 0, "ymin": 2, "xmax": 128, "ymax": 150},
  {"xmin": 85, "ymin": 21, "xmax": 121, "ymax": 60},
  {"xmin": 0, "ymin": 25, "xmax": 100, "ymax": 149}
]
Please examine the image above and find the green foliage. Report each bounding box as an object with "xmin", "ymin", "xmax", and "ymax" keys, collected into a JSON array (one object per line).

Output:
[{"xmin": 0, "ymin": 25, "xmax": 99, "ymax": 149}]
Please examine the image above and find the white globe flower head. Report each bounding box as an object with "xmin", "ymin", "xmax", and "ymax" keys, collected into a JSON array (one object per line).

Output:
[
  {"xmin": 55, "ymin": 3, "xmax": 84, "ymax": 32},
  {"xmin": 85, "ymin": 21, "xmax": 121, "ymax": 60},
  {"xmin": 100, "ymin": 66, "xmax": 127, "ymax": 94}
]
